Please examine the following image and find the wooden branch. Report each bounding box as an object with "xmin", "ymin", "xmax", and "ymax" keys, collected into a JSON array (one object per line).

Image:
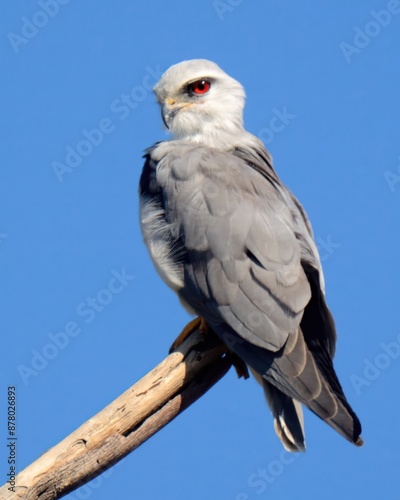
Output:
[{"xmin": 1, "ymin": 329, "xmax": 233, "ymax": 500}]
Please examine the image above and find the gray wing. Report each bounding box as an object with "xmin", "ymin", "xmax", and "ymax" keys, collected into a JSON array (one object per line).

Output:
[
  {"xmin": 156, "ymin": 142, "xmax": 312, "ymax": 352},
  {"xmin": 144, "ymin": 140, "xmax": 362, "ymax": 448}
]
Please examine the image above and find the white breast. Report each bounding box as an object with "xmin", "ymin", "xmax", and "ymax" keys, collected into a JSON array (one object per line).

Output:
[{"xmin": 140, "ymin": 196, "xmax": 184, "ymax": 291}]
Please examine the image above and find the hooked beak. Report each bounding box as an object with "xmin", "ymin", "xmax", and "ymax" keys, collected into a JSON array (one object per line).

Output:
[{"xmin": 161, "ymin": 99, "xmax": 190, "ymax": 129}]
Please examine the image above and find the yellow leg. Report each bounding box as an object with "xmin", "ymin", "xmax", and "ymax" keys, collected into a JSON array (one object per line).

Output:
[
  {"xmin": 229, "ymin": 352, "xmax": 250, "ymax": 380},
  {"xmin": 169, "ymin": 316, "xmax": 208, "ymax": 353},
  {"xmin": 170, "ymin": 317, "xmax": 250, "ymax": 379}
]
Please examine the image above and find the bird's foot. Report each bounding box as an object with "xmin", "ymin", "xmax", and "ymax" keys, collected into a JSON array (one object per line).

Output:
[
  {"xmin": 169, "ymin": 317, "xmax": 249, "ymax": 380},
  {"xmin": 229, "ymin": 352, "xmax": 250, "ymax": 379},
  {"xmin": 169, "ymin": 316, "xmax": 209, "ymax": 354}
]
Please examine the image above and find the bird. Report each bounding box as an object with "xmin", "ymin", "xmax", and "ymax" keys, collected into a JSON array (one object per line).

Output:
[{"xmin": 139, "ymin": 59, "xmax": 363, "ymax": 452}]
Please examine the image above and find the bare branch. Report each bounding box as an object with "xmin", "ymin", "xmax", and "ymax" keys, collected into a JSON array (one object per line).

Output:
[{"xmin": 1, "ymin": 329, "xmax": 233, "ymax": 500}]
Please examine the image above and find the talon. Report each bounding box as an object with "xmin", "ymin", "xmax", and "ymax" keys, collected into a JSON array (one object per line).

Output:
[
  {"xmin": 229, "ymin": 353, "xmax": 250, "ymax": 379},
  {"xmin": 169, "ymin": 317, "xmax": 249, "ymax": 380},
  {"xmin": 169, "ymin": 317, "xmax": 208, "ymax": 353}
]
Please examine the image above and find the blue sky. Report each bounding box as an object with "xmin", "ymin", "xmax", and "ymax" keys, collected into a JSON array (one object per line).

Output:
[{"xmin": 1, "ymin": 1, "xmax": 400, "ymax": 499}]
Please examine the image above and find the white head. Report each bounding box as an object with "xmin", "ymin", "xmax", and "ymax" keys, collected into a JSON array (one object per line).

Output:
[{"xmin": 153, "ymin": 59, "xmax": 246, "ymax": 146}]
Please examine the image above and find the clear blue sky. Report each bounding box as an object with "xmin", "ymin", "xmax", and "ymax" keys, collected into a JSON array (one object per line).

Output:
[{"xmin": 1, "ymin": 1, "xmax": 400, "ymax": 499}]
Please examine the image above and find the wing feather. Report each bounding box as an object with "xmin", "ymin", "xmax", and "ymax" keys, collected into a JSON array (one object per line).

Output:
[
  {"xmin": 141, "ymin": 140, "xmax": 362, "ymax": 447},
  {"xmin": 151, "ymin": 142, "xmax": 312, "ymax": 351}
]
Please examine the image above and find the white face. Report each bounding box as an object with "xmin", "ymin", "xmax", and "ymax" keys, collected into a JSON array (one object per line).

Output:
[{"xmin": 153, "ymin": 59, "xmax": 246, "ymax": 140}]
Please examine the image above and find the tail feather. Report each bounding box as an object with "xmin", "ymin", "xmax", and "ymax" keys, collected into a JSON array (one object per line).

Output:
[
  {"xmin": 268, "ymin": 327, "xmax": 363, "ymax": 447},
  {"xmin": 216, "ymin": 323, "xmax": 363, "ymax": 449},
  {"xmin": 262, "ymin": 380, "xmax": 306, "ymax": 452}
]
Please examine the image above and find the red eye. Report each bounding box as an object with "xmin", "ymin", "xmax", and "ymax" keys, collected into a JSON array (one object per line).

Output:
[{"xmin": 190, "ymin": 79, "xmax": 211, "ymax": 95}]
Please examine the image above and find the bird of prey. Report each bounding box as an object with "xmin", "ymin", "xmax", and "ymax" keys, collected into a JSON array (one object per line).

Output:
[{"xmin": 139, "ymin": 59, "xmax": 363, "ymax": 451}]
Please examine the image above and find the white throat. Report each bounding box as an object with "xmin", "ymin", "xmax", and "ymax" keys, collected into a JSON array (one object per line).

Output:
[{"xmin": 169, "ymin": 114, "xmax": 246, "ymax": 149}]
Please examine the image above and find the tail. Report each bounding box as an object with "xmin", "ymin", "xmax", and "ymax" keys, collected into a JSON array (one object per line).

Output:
[
  {"xmin": 266, "ymin": 326, "xmax": 363, "ymax": 448},
  {"xmin": 262, "ymin": 380, "xmax": 306, "ymax": 452},
  {"xmin": 262, "ymin": 264, "xmax": 363, "ymax": 449},
  {"xmin": 219, "ymin": 323, "xmax": 363, "ymax": 450}
]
